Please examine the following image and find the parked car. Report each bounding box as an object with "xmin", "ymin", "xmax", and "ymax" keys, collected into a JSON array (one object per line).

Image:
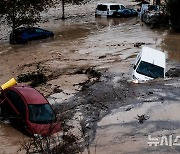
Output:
[
  {"xmin": 132, "ymin": 46, "xmax": 166, "ymax": 83},
  {"xmin": 0, "ymin": 85, "xmax": 61, "ymax": 136},
  {"xmin": 10, "ymin": 27, "xmax": 54, "ymax": 44},
  {"xmin": 95, "ymin": 3, "xmax": 125, "ymax": 17},
  {"xmin": 112, "ymin": 8, "xmax": 138, "ymax": 17}
]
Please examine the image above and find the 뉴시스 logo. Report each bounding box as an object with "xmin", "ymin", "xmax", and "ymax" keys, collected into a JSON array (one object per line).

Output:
[{"xmin": 147, "ymin": 135, "xmax": 180, "ymax": 146}]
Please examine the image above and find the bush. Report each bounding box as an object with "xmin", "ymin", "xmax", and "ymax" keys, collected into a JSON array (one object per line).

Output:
[{"xmin": 166, "ymin": 0, "xmax": 180, "ymax": 32}]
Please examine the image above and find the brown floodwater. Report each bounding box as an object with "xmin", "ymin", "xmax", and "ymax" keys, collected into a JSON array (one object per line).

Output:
[
  {"xmin": 162, "ymin": 32, "xmax": 180, "ymax": 62},
  {"xmin": 0, "ymin": 14, "xmax": 180, "ymax": 153}
]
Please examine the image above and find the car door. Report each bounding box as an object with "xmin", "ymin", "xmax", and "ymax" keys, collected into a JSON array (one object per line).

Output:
[
  {"xmin": 5, "ymin": 90, "xmax": 27, "ymax": 126},
  {"xmin": 25, "ymin": 28, "xmax": 38, "ymax": 40}
]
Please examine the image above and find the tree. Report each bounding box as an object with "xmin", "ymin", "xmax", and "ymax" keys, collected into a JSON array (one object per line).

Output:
[
  {"xmin": 165, "ymin": 0, "xmax": 180, "ymax": 32},
  {"xmin": 0, "ymin": 0, "xmax": 56, "ymax": 33},
  {"xmin": 0, "ymin": 0, "xmax": 91, "ymax": 31}
]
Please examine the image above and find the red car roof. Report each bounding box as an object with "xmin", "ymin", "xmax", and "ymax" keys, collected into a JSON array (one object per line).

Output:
[{"xmin": 11, "ymin": 85, "xmax": 48, "ymax": 105}]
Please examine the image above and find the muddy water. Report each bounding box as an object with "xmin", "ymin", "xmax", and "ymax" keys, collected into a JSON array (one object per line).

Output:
[
  {"xmin": 0, "ymin": 13, "xmax": 180, "ymax": 153},
  {"xmin": 162, "ymin": 32, "xmax": 180, "ymax": 62}
]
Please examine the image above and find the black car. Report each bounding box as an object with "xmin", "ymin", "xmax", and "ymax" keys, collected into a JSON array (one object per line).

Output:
[
  {"xmin": 10, "ymin": 27, "xmax": 54, "ymax": 44},
  {"xmin": 112, "ymin": 8, "xmax": 138, "ymax": 18}
]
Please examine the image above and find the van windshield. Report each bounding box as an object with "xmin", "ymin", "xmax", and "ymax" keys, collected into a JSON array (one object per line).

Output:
[{"xmin": 136, "ymin": 61, "xmax": 164, "ymax": 78}]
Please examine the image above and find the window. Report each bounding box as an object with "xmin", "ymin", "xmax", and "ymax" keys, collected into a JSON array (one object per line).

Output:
[
  {"xmin": 28, "ymin": 104, "xmax": 56, "ymax": 124},
  {"xmin": 110, "ymin": 5, "xmax": 120, "ymax": 10},
  {"xmin": 124, "ymin": 10, "xmax": 129, "ymax": 14},
  {"xmin": 35, "ymin": 28, "xmax": 44, "ymax": 33},
  {"xmin": 97, "ymin": 5, "xmax": 107, "ymax": 11},
  {"xmin": 136, "ymin": 61, "xmax": 164, "ymax": 78},
  {"xmin": 6, "ymin": 91, "xmax": 26, "ymax": 118},
  {"xmin": 121, "ymin": 5, "xmax": 125, "ymax": 9},
  {"xmin": 131, "ymin": 10, "xmax": 136, "ymax": 13},
  {"xmin": 134, "ymin": 58, "xmax": 141, "ymax": 70}
]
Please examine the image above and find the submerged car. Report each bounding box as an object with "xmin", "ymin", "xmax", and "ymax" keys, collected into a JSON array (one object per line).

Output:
[
  {"xmin": 0, "ymin": 85, "xmax": 61, "ymax": 136},
  {"xmin": 112, "ymin": 8, "xmax": 138, "ymax": 17},
  {"xmin": 10, "ymin": 27, "xmax": 54, "ymax": 44},
  {"xmin": 132, "ymin": 46, "xmax": 166, "ymax": 82},
  {"xmin": 95, "ymin": 3, "xmax": 126, "ymax": 17}
]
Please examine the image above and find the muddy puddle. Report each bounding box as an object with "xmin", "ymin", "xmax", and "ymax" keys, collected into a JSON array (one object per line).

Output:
[
  {"xmin": 86, "ymin": 80, "xmax": 180, "ymax": 154},
  {"xmin": 0, "ymin": 1, "xmax": 180, "ymax": 153}
]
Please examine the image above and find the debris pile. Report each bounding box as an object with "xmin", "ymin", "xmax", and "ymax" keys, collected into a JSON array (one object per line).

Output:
[
  {"xmin": 165, "ymin": 68, "xmax": 180, "ymax": 78},
  {"xmin": 136, "ymin": 114, "xmax": 150, "ymax": 124},
  {"xmin": 17, "ymin": 71, "xmax": 47, "ymax": 87}
]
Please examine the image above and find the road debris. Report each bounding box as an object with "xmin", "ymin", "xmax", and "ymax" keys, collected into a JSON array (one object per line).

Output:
[
  {"xmin": 136, "ymin": 114, "xmax": 150, "ymax": 124},
  {"xmin": 17, "ymin": 70, "xmax": 47, "ymax": 87}
]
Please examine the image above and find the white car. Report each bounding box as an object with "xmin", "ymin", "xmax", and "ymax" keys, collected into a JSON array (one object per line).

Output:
[
  {"xmin": 95, "ymin": 3, "xmax": 125, "ymax": 17},
  {"xmin": 132, "ymin": 46, "xmax": 166, "ymax": 82}
]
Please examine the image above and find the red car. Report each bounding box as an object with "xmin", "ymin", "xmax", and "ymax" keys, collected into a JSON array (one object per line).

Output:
[{"xmin": 0, "ymin": 85, "xmax": 61, "ymax": 136}]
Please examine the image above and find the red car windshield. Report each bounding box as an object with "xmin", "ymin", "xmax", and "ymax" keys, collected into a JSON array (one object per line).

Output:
[{"xmin": 28, "ymin": 104, "xmax": 56, "ymax": 124}]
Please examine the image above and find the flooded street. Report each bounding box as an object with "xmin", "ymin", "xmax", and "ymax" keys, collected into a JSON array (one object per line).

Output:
[{"xmin": 0, "ymin": 0, "xmax": 180, "ymax": 153}]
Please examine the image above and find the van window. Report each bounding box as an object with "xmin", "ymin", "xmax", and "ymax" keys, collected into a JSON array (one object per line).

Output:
[
  {"xmin": 97, "ymin": 5, "xmax": 107, "ymax": 11},
  {"xmin": 136, "ymin": 61, "xmax": 164, "ymax": 78},
  {"xmin": 110, "ymin": 5, "xmax": 120, "ymax": 10},
  {"xmin": 120, "ymin": 5, "xmax": 125, "ymax": 9},
  {"xmin": 148, "ymin": 5, "xmax": 159, "ymax": 11}
]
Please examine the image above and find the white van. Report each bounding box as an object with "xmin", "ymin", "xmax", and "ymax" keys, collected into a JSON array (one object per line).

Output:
[
  {"xmin": 132, "ymin": 46, "xmax": 165, "ymax": 82},
  {"xmin": 95, "ymin": 3, "xmax": 126, "ymax": 17}
]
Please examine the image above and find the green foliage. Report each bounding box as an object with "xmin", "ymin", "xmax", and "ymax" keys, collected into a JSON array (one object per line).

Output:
[
  {"xmin": 0, "ymin": 0, "xmax": 90, "ymax": 31},
  {"xmin": 165, "ymin": 0, "xmax": 180, "ymax": 32},
  {"xmin": 0, "ymin": 0, "xmax": 56, "ymax": 31}
]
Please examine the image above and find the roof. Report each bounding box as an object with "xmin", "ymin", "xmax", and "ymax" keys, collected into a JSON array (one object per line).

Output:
[
  {"xmin": 12, "ymin": 85, "xmax": 48, "ymax": 105},
  {"xmin": 137, "ymin": 1, "xmax": 150, "ymax": 6},
  {"xmin": 140, "ymin": 46, "xmax": 165, "ymax": 68},
  {"xmin": 97, "ymin": 3, "xmax": 124, "ymax": 6}
]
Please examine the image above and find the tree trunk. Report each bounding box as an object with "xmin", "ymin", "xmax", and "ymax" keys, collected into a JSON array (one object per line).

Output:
[
  {"xmin": 12, "ymin": 0, "xmax": 16, "ymax": 34},
  {"xmin": 62, "ymin": 0, "xmax": 65, "ymax": 19}
]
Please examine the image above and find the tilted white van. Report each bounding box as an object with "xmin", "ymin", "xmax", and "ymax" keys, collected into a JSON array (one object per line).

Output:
[
  {"xmin": 95, "ymin": 3, "xmax": 126, "ymax": 17},
  {"xmin": 132, "ymin": 46, "xmax": 166, "ymax": 82}
]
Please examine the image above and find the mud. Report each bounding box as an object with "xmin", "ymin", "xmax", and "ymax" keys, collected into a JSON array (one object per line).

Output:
[
  {"xmin": 17, "ymin": 70, "xmax": 47, "ymax": 87},
  {"xmin": 0, "ymin": 0, "xmax": 180, "ymax": 153},
  {"xmin": 166, "ymin": 68, "xmax": 180, "ymax": 78}
]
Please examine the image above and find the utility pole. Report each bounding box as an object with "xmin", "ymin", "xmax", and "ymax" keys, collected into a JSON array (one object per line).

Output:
[{"xmin": 62, "ymin": 0, "xmax": 65, "ymax": 19}]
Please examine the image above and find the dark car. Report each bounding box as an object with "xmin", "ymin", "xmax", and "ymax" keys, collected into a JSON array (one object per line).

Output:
[
  {"xmin": 10, "ymin": 27, "xmax": 54, "ymax": 44},
  {"xmin": 112, "ymin": 8, "xmax": 138, "ymax": 18},
  {"xmin": 0, "ymin": 85, "xmax": 61, "ymax": 136}
]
